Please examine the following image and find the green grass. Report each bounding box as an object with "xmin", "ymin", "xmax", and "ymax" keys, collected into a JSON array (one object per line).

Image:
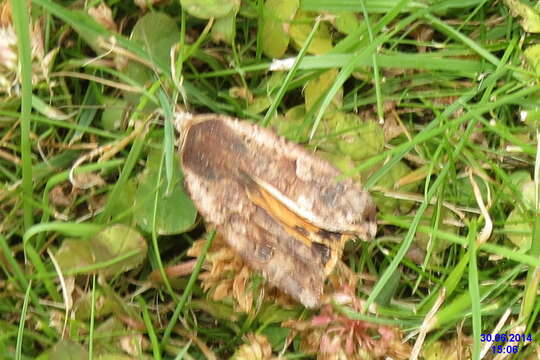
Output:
[{"xmin": 2, "ymin": 0, "xmax": 540, "ymax": 358}]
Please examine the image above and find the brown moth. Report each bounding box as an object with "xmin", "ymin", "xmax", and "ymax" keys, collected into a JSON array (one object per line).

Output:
[{"xmin": 176, "ymin": 113, "xmax": 377, "ymax": 308}]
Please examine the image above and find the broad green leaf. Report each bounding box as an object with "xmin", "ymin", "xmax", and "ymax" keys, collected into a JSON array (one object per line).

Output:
[
  {"xmin": 504, "ymin": 0, "xmax": 540, "ymax": 32},
  {"xmin": 124, "ymin": 12, "xmax": 180, "ymax": 106},
  {"xmin": 246, "ymin": 96, "xmax": 272, "ymax": 114},
  {"xmin": 247, "ymin": 72, "xmax": 285, "ymax": 114},
  {"xmin": 101, "ymin": 98, "xmax": 128, "ymax": 131},
  {"xmin": 130, "ymin": 12, "xmax": 180, "ymax": 67},
  {"xmin": 453, "ymin": 174, "xmax": 489, "ymax": 207},
  {"xmin": 327, "ymin": 113, "xmax": 384, "ymax": 161},
  {"xmin": 521, "ymin": 180, "xmax": 537, "ymax": 210},
  {"xmin": 373, "ymin": 267, "xmax": 401, "ymax": 306},
  {"xmin": 211, "ymin": 10, "xmax": 237, "ymax": 44},
  {"xmin": 372, "ymin": 160, "xmax": 417, "ymax": 213},
  {"xmin": 508, "ymin": 170, "xmax": 532, "ymax": 191},
  {"xmin": 91, "ymin": 317, "xmax": 144, "ymax": 358},
  {"xmin": 262, "ymin": 324, "xmax": 291, "ymax": 349},
  {"xmin": 55, "ymin": 239, "xmax": 95, "ymax": 271},
  {"xmin": 92, "ymin": 225, "xmax": 147, "ymax": 277},
  {"xmin": 524, "ymin": 43, "xmax": 540, "ymax": 74},
  {"xmin": 73, "ymin": 288, "xmax": 114, "ymax": 320},
  {"xmin": 289, "ymin": 10, "xmax": 333, "ymax": 54},
  {"xmin": 265, "ymin": 71, "xmax": 287, "ymax": 90},
  {"xmin": 95, "ymin": 355, "xmax": 136, "ymax": 360},
  {"xmin": 300, "ymin": 0, "xmax": 486, "ymax": 14},
  {"xmin": 37, "ymin": 340, "xmax": 88, "ymax": 360},
  {"xmin": 318, "ymin": 151, "xmax": 357, "ymax": 176},
  {"xmin": 415, "ymin": 207, "xmax": 457, "ymax": 256},
  {"xmin": 521, "ymin": 106, "xmax": 540, "ymax": 128},
  {"xmin": 55, "ymin": 225, "xmax": 147, "ymax": 277},
  {"xmin": 505, "ymin": 208, "xmax": 532, "ymax": 250},
  {"xmin": 272, "ymin": 104, "xmax": 334, "ymax": 141},
  {"xmin": 305, "ymin": 69, "xmax": 341, "ymax": 111},
  {"xmin": 105, "ymin": 178, "xmax": 138, "ymax": 225},
  {"xmin": 333, "ymin": 11, "xmax": 360, "ymax": 34},
  {"xmin": 261, "ymin": 0, "xmax": 299, "ymax": 58},
  {"xmin": 134, "ymin": 149, "xmax": 197, "ymax": 235},
  {"xmin": 180, "ymin": 0, "xmax": 239, "ymax": 19},
  {"xmin": 271, "ymin": 105, "xmax": 306, "ymax": 139}
]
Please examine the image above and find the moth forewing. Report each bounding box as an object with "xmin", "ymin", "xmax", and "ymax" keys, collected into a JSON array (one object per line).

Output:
[
  {"xmin": 176, "ymin": 112, "xmax": 215, "ymax": 163},
  {"xmin": 248, "ymin": 173, "xmax": 345, "ymax": 232},
  {"xmin": 177, "ymin": 113, "xmax": 377, "ymax": 308},
  {"xmin": 242, "ymin": 172, "xmax": 345, "ymax": 275}
]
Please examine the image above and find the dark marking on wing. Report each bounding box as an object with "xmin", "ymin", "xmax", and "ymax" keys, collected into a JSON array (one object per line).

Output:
[
  {"xmin": 182, "ymin": 119, "xmax": 249, "ymax": 179},
  {"xmin": 316, "ymin": 228, "xmax": 342, "ymax": 242},
  {"xmin": 235, "ymin": 169, "xmax": 259, "ymax": 192},
  {"xmin": 311, "ymin": 242, "xmax": 331, "ymax": 266},
  {"xmin": 294, "ymin": 225, "xmax": 309, "ymax": 237},
  {"xmin": 182, "ymin": 139, "xmax": 218, "ymax": 180}
]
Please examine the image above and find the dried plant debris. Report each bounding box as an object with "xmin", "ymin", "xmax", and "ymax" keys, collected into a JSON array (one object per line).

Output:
[{"xmin": 284, "ymin": 288, "xmax": 411, "ymax": 359}]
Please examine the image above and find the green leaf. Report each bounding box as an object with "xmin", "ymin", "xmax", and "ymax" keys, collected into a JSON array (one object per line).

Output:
[
  {"xmin": 333, "ymin": 11, "xmax": 360, "ymax": 35},
  {"xmin": 262, "ymin": 0, "xmax": 299, "ymax": 58},
  {"xmin": 305, "ymin": 69, "xmax": 341, "ymax": 111},
  {"xmin": 106, "ymin": 178, "xmax": 138, "ymax": 225},
  {"xmin": 522, "ymin": 180, "xmax": 538, "ymax": 210},
  {"xmin": 100, "ymin": 98, "xmax": 128, "ymax": 131},
  {"xmin": 271, "ymin": 105, "xmax": 307, "ymax": 139},
  {"xmin": 131, "ymin": 12, "xmax": 180, "ymax": 67},
  {"xmin": 124, "ymin": 12, "xmax": 180, "ymax": 106},
  {"xmin": 55, "ymin": 239, "xmax": 95, "ymax": 272},
  {"xmin": 211, "ymin": 10, "xmax": 237, "ymax": 44},
  {"xmin": 180, "ymin": 0, "xmax": 240, "ymax": 19},
  {"xmin": 95, "ymin": 355, "xmax": 135, "ymax": 360},
  {"xmin": 504, "ymin": 0, "xmax": 540, "ymax": 32},
  {"xmin": 91, "ymin": 317, "xmax": 138, "ymax": 358},
  {"xmin": 373, "ymin": 267, "xmax": 401, "ymax": 306},
  {"xmin": 134, "ymin": 149, "xmax": 197, "ymax": 235},
  {"xmin": 524, "ymin": 44, "xmax": 540, "ymax": 74},
  {"xmin": 55, "ymin": 225, "xmax": 147, "ymax": 277},
  {"xmin": 246, "ymin": 96, "xmax": 272, "ymax": 114},
  {"xmin": 415, "ymin": 207, "xmax": 457, "ymax": 258},
  {"xmin": 92, "ymin": 225, "xmax": 148, "ymax": 277},
  {"xmin": 38, "ymin": 340, "xmax": 88, "ymax": 360},
  {"xmin": 328, "ymin": 113, "xmax": 385, "ymax": 161},
  {"xmin": 505, "ymin": 208, "xmax": 533, "ymax": 250},
  {"xmin": 289, "ymin": 10, "xmax": 333, "ymax": 54},
  {"xmin": 507, "ymin": 170, "xmax": 532, "ymax": 192},
  {"xmin": 73, "ymin": 288, "xmax": 112, "ymax": 320},
  {"xmin": 521, "ymin": 106, "xmax": 540, "ymax": 128},
  {"xmin": 372, "ymin": 161, "xmax": 417, "ymax": 213},
  {"xmin": 262, "ymin": 325, "xmax": 291, "ymax": 348}
]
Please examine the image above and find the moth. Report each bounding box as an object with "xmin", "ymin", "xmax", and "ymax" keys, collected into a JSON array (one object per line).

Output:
[{"xmin": 176, "ymin": 113, "xmax": 377, "ymax": 308}]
